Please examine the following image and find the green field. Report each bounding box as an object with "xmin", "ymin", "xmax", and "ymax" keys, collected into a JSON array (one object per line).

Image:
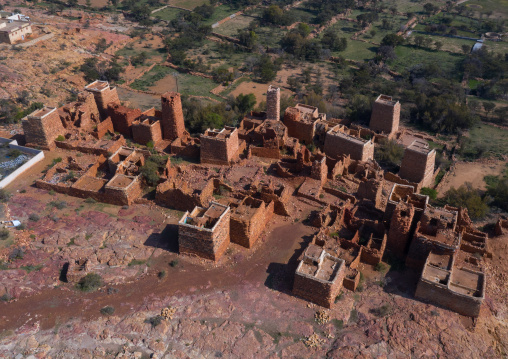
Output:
[
  {"xmin": 336, "ymin": 40, "xmax": 377, "ymax": 61},
  {"xmin": 153, "ymin": 7, "xmax": 185, "ymax": 22},
  {"xmin": 391, "ymin": 45, "xmax": 465, "ymax": 80},
  {"xmin": 213, "ymin": 14, "xmax": 253, "ymax": 36},
  {"xmin": 466, "ymin": 0, "xmax": 508, "ymax": 19},
  {"xmin": 462, "ymin": 123, "xmax": 508, "ymax": 159},
  {"xmin": 130, "ymin": 65, "xmax": 221, "ymax": 99},
  {"xmin": 169, "ymin": 0, "xmax": 209, "ymax": 10}
]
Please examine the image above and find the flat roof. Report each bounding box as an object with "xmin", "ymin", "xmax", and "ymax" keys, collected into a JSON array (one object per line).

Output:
[
  {"xmin": 0, "ymin": 19, "xmax": 30, "ymax": 32},
  {"xmin": 28, "ymin": 106, "xmax": 56, "ymax": 119},
  {"xmin": 327, "ymin": 126, "xmax": 370, "ymax": 145},
  {"xmin": 407, "ymin": 139, "xmax": 433, "ymax": 154},
  {"xmin": 85, "ymin": 80, "xmax": 110, "ymax": 92},
  {"xmin": 375, "ymin": 94, "xmax": 398, "ymax": 106}
]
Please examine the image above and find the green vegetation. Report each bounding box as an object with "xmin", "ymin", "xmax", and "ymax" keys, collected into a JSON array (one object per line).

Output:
[
  {"xmin": 420, "ymin": 187, "xmax": 438, "ymax": 200},
  {"xmin": 76, "ymin": 273, "xmax": 103, "ymax": 292},
  {"xmin": 128, "ymin": 259, "xmax": 147, "ymax": 266},
  {"xmin": 440, "ymin": 184, "xmax": 488, "ymax": 219},
  {"xmin": 0, "ymin": 189, "xmax": 10, "ymax": 203},
  {"xmin": 100, "ymin": 306, "xmax": 115, "ymax": 316}
]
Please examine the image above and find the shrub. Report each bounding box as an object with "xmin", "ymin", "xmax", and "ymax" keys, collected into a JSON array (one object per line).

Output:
[
  {"xmin": 128, "ymin": 259, "xmax": 146, "ymax": 266},
  {"xmin": 49, "ymin": 200, "xmax": 67, "ymax": 210},
  {"xmin": 158, "ymin": 270, "xmax": 167, "ymax": 279},
  {"xmin": 28, "ymin": 213, "xmax": 40, "ymax": 222},
  {"xmin": 374, "ymin": 262, "xmax": 387, "ymax": 272},
  {"xmin": 0, "ymin": 228, "xmax": 9, "ymax": 240},
  {"xmin": 0, "ymin": 189, "xmax": 11, "ymax": 203},
  {"xmin": 77, "ymin": 273, "xmax": 103, "ymax": 292},
  {"xmin": 85, "ymin": 197, "xmax": 97, "ymax": 204},
  {"xmin": 441, "ymin": 184, "xmax": 488, "ymax": 220},
  {"xmin": 9, "ymin": 247, "xmax": 25, "ymax": 260},
  {"xmin": 369, "ymin": 304, "xmax": 392, "ymax": 317},
  {"xmin": 170, "ymin": 259, "xmax": 179, "ymax": 267},
  {"xmin": 56, "ymin": 135, "xmax": 65, "ymax": 141},
  {"xmin": 1, "ymin": 293, "xmax": 12, "ymax": 302},
  {"xmin": 420, "ymin": 187, "xmax": 437, "ymax": 200},
  {"xmin": 100, "ymin": 306, "xmax": 115, "ymax": 316}
]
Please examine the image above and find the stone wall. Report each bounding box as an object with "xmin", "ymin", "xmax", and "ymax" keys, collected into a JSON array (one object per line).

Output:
[
  {"xmin": 156, "ymin": 179, "xmax": 214, "ymax": 212},
  {"xmin": 161, "ymin": 92, "xmax": 185, "ymax": 141},
  {"xmin": 249, "ymin": 145, "xmax": 281, "ymax": 160},
  {"xmin": 107, "ymin": 104, "xmax": 142, "ymax": 138},
  {"xmin": 200, "ymin": 127, "xmax": 239, "ymax": 165},
  {"xmin": 132, "ymin": 119, "xmax": 163, "ymax": 146},
  {"xmin": 324, "ymin": 130, "xmax": 374, "ymax": 162},
  {"xmin": 415, "ymin": 276, "xmax": 483, "ymax": 317},
  {"xmin": 93, "ymin": 117, "xmax": 114, "ymax": 139},
  {"xmin": 230, "ymin": 198, "xmax": 273, "ymax": 248},
  {"xmin": 357, "ymin": 177, "xmax": 383, "ymax": 208},
  {"xmin": 86, "ymin": 85, "xmax": 120, "ymax": 119},
  {"xmin": 283, "ymin": 107, "xmax": 315, "ymax": 144},
  {"xmin": 387, "ymin": 202, "xmax": 415, "ymax": 258},
  {"xmin": 178, "ymin": 208, "xmax": 230, "ymax": 261}
]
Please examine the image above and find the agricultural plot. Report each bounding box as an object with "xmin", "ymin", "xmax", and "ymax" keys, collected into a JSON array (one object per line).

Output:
[
  {"xmin": 336, "ymin": 40, "xmax": 377, "ymax": 61},
  {"xmin": 153, "ymin": 7, "xmax": 185, "ymax": 22},
  {"xmin": 465, "ymin": 0, "xmax": 508, "ymax": 19},
  {"xmin": 169, "ymin": 0, "xmax": 209, "ymax": 10},
  {"xmin": 391, "ymin": 45, "xmax": 465, "ymax": 80},
  {"xmin": 461, "ymin": 123, "xmax": 508, "ymax": 159},
  {"xmin": 213, "ymin": 15, "xmax": 253, "ymax": 37},
  {"xmin": 381, "ymin": 0, "xmax": 446, "ymax": 14},
  {"xmin": 408, "ymin": 33, "xmax": 477, "ymax": 53},
  {"xmin": 357, "ymin": 14, "xmax": 409, "ymax": 44}
]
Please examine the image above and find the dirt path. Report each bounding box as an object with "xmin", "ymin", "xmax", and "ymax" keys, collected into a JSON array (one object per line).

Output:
[{"xmin": 0, "ymin": 219, "xmax": 315, "ymax": 332}]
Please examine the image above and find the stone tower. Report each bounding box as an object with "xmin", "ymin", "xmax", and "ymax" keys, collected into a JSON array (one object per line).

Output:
[
  {"xmin": 369, "ymin": 94, "xmax": 400, "ymax": 137},
  {"xmin": 399, "ymin": 140, "xmax": 436, "ymax": 188},
  {"xmin": 266, "ymin": 85, "xmax": 280, "ymax": 121},
  {"xmin": 161, "ymin": 92, "xmax": 185, "ymax": 141},
  {"xmin": 387, "ymin": 202, "xmax": 415, "ymax": 258},
  {"xmin": 84, "ymin": 80, "xmax": 120, "ymax": 119},
  {"xmin": 22, "ymin": 106, "xmax": 65, "ymax": 150}
]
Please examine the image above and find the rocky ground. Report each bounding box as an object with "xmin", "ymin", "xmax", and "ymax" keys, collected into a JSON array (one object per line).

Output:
[{"xmin": 0, "ymin": 171, "xmax": 507, "ymax": 358}]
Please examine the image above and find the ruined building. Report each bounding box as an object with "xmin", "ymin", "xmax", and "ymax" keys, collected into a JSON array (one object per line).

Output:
[
  {"xmin": 283, "ymin": 104, "xmax": 326, "ymax": 144},
  {"xmin": 84, "ymin": 80, "xmax": 120, "ymax": 119},
  {"xmin": 324, "ymin": 125, "xmax": 374, "ymax": 162},
  {"xmin": 200, "ymin": 127, "xmax": 240, "ymax": 165},
  {"xmin": 369, "ymin": 95, "xmax": 400, "ymax": 137},
  {"xmin": 266, "ymin": 85, "xmax": 281, "ymax": 121},
  {"xmin": 399, "ymin": 140, "xmax": 436, "ymax": 189},
  {"xmin": 178, "ymin": 202, "xmax": 231, "ymax": 261},
  {"xmin": 230, "ymin": 196, "xmax": 274, "ymax": 248},
  {"xmin": 293, "ymin": 244, "xmax": 346, "ymax": 308},
  {"xmin": 161, "ymin": 92, "xmax": 185, "ymax": 141},
  {"xmin": 131, "ymin": 108, "xmax": 163, "ymax": 146},
  {"xmin": 414, "ymin": 251, "xmax": 485, "ymax": 317},
  {"xmin": 22, "ymin": 106, "xmax": 65, "ymax": 150}
]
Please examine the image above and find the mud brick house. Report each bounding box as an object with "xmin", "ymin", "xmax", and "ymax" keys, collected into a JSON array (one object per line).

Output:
[
  {"xmin": 22, "ymin": 106, "xmax": 65, "ymax": 150},
  {"xmin": 415, "ymin": 251, "xmax": 485, "ymax": 317},
  {"xmin": 131, "ymin": 108, "xmax": 163, "ymax": 146},
  {"xmin": 230, "ymin": 196, "xmax": 274, "ymax": 248},
  {"xmin": 178, "ymin": 202, "xmax": 231, "ymax": 261},
  {"xmin": 283, "ymin": 104, "xmax": 326, "ymax": 144},
  {"xmin": 293, "ymin": 244, "xmax": 346, "ymax": 308},
  {"xmin": 369, "ymin": 95, "xmax": 400, "ymax": 138},
  {"xmin": 161, "ymin": 92, "xmax": 185, "ymax": 141},
  {"xmin": 156, "ymin": 177, "xmax": 214, "ymax": 212},
  {"xmin": 266, "ymin": 85, "xmax": 281, "ymax": 121},
  {"xmin": 107, "ymin": 104, "xmax": 142, "ymax": 138},
  {"xmin": 59, "ymin": 91, "xmax": 101, "ymax": 132},
  {"xmin": 399, "ymin": 140, "xmax": 436, "ymax": 189},
  {"xmin": 406, "ymin": 206, "xmax": 461, "ymax": 270},
  {"xmin": 324, "ymin": 125, "xmax": 374, "ymax": 162},
  {"xmin": 200, "ymin": 127, "xmax": 240, "ymax": 165},
  {"xmin": 0, "ymin": 19, "xmax": 32, "ymax": 44},
  {"xmin": 385, "ymin": 184, "xmax": 428, "ymax": 224},
  {"xmin": 84, "ymin": 81, "xmax": 120, "ymax": 119}
]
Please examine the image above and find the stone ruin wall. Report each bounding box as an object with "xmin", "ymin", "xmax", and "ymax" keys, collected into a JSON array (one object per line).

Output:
[
  {"xmin": 88, "ymin": 86, "xmax": 120, "ymax": 119},
  {"xmin": 93, "ymin": 117, "xmax": 115, "ymax": 139},
  {"xmin": 357, "ymin": 178, "xmax": 384, "ymax": 208},
  {"xmin": 107, "ymin": 104, "xmax": 142, "ymax": 138},
  {"xmin": 324, "ymin": 134, "xmax": 374, "ymax": 162},
  {"xmin": 156, "ymin": 179, "xmax": 214, "ymax": 212},
  {"xmin": 201, "ymin": 130, "xmax": 239, "ymax": 165},
  {"xmin": 293, "ymin": 261, "xmax": 345, "ymax": 308},
  {"xmin": 387, "ymin": 203, "xmax": 415, "ymax": 258},
  {"xmin": 179, "ymin": 210, "xmax": 230, "ymax": 261},
  {"xmin": 415, "ymin": 276, "xmax": 482, "ymax": 317},
  {"xmin": 230, "ymin": 200, "xmax": 274, "ymax": 248},
  {"xmin": 132, "ymin": 121, "xmax": 163, "ymax": 146},
  {"xmin": 283, "ymin": 108, "xmax": 315, "ymax": 144}
]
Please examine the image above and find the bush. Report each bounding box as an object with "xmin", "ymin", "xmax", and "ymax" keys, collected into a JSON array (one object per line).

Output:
[
  {"xmin": 374, "ymin": 262, "xmax": 387, "ymax": 272},
  {"xmin": 0, "ymin": 189, "xmax": 11, "ymax": 203},
  {"xmin": 369, "ymin": 304, "xmax": 392, "ymax": 317},
  {"xmin": 0, "ymin": 228, "xmax": 9, "ymax": 240},
  {"xmin": 49, "ymin": 200, "xmax": 67, "ymax": 210},
  {"xmin": 85, "ymin": 197, "xmax": 97, "ymax": 204},
  {"xmin": 158, "ymin": 270, "xmax": 167, "ymax": 279},
  {"xmin": 77, "ymin": 273, "xmax": 103, "ymax": 292},
  {"xmin": 441, "ymin": 184, "xmax": 488, "ymax": 220},
  {"xmin": 420, "ymin": 187, "xmax": 438, "ymax": 200},
  {"xmin": 487, "ymin": 178, "xmax": 508, "ymax": 211},
  {"xmin": 28, "ymin": 213, "xmax": 40, "ymax": 222},
  {"xmin": 100, "ymin": 306, "xmax": 115, "ymax": 316},
  {"xmin": 170, "ymin": 259, "xmax": 179, "ymax": 267},
  {"xmin": 374, "ymin": 139, "xmax": 404, "ymax": 171},
  {"xmin": 9, "ymin": 247, "xmax": 25, "ymax": 260},
  {"xmin": 56, "ymin": 135, "xmax": 65, "ymax": 141}
]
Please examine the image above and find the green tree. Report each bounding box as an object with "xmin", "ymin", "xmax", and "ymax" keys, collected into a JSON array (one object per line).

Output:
[
  {"xmin": 482, "ymin": 101, "xmax": 496, "ymax": 117},
  {"xmin": 441, "ymin": 184, "xmax": 488, "ymax": 219}
]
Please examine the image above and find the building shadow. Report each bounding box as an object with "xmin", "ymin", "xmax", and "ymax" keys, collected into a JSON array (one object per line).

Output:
[
  {"xmin": 264, "ymin": 233, "xmax": 314, "ymax": 294},
  {"xmin": 144, "ymin": 223, "xmax": 179, "ymax": 253}
]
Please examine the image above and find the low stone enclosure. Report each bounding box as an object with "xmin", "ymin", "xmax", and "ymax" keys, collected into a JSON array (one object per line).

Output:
[
  {"xmin": 0, "ymin": 137, "xmax": 44, "ymax": 189},
  {"xmin": 19, "ymin": 81, "xmax": 499, "ymax": 317}
]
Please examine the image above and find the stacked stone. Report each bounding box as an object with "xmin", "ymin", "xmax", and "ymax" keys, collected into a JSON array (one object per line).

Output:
[
  {"xmin": 132, "ymin": 120, "xmax": 163, "ymax": 146},
  {"xmin": 266, "ymin": 85, "xmax": 280, "ymax": 121},
  {"xmin": 399, "ymin": 145, "xmax": 436, "ymax": 188},
  {"xmin": 357, "ymin": 177, "xmax": 384, "ymax": 208},
  {"xmin": 107, "ymin": 104, "xmax": 142, "ymax": 138},
  {"xmin": 230, "ymin": 198, "xmax": 268, "ymax": 248},
  {"xmin": 310, "ymin": 158, "xmax": 328, "ymax": 185},
  {"xmin": 324, "ymin": 127, "xmax": 374, "ymax": 162},
  {"xmin": 161, "ymin": 92, "xmax": 185, "ymax": 141}
]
